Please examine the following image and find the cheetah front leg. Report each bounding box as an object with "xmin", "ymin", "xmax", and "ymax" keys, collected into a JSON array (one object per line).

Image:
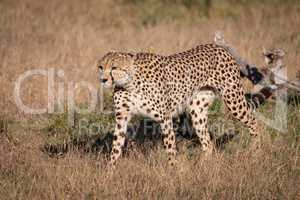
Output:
[
  {"xmin": 189, "ymin": 91, "xmax": 215, "ymax": 155},
  {"xmin": 109, "ymin": 92, "xmax": 132, "ymax": 167},
  {"xmin": 160, "ymin": 118, "xmax": 177, "ymax": 165}
]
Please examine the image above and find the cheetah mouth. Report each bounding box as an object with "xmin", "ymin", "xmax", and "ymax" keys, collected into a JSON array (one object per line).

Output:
[{"xmin": 102, "ymin": 82, "xmax": 113, "ymax": 89}]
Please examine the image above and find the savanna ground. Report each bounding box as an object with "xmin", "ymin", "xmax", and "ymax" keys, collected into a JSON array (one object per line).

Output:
[{"xmin": 1, "ymin": 0, "xmax": 300, "ymax": 199}]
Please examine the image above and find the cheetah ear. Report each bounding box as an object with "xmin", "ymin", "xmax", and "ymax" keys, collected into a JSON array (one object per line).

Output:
[
  {"xmin": 115, "ymin": 52, "xmax": 136, "ymax": 69},
  {"xmin": 128, "ymin": 53, "xmax": 137, "ymax": 71},
  {"xmin": 127, "ymin": 53, "xmax": 136, "ymax": 66},
  {"xmin": 214, "ymin": 31, "xmax": 225, "ymax": 45}
]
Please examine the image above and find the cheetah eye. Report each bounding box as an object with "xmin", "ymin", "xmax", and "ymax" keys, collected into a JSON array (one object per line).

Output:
[
  {"xmin": 98, "ymin": 65, "xmax": 103, "ymax": 70},
  {"xmin": 266, "ymin": 54, "xmax": 273, "ymax": 59}
]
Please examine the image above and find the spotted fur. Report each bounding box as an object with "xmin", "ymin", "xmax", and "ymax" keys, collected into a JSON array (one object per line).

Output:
[{"xmin": 98, "ymin": 44, "xmax": 259, "ymax": 166}]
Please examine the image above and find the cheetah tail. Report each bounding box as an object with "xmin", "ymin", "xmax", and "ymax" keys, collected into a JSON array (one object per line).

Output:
[{"xmin": 245, "ymin": 86, "xmax": 276, "ymax": 109}]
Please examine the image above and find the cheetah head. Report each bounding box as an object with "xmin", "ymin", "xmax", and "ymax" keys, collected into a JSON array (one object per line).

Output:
[
  {"xmin": 263, "ymin": 48, "xmax": 285, "ymax": 66},
  {"xmin": 97, "ymin": 52, "xmax": 135, "ymax": 88},
  {"xmin": 262, "ymin": 48, "xmax": 287, "ymax": 85}
]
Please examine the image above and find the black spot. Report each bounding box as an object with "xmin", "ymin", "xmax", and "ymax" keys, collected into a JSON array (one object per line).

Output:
[
  {"xmin": 119, "ymin": 131, "xmax": 126, "ymax": 137},
  {"xmin": 116, "ymin": 116, "xmax": 122, "ymax": 120},
  {"xmin": 117, "ymin": 124, "xmax": 122, "ymax": 129},
  {"xmin": 122, "ymin": 103, "xmax": 129, "ymax": 108},
  {"xmin": 113, "ymin": 149, "xmax": 119, "ymax": 154},
  {"xmin": 241, "ymin": 111, "xmax": 246, "ymax": 117}
]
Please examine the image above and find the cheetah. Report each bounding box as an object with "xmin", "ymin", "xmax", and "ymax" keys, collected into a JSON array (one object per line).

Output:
[
  {"xmin": 175, "ymin": 47, "xmax": 284, "ymax": 145},
  {"xmin": 97, "ymin": 44, "xmax": 259, "ymax": 166},
  {"xmin": 213, "ymin": 32, "xmax": 285, "ymax": 107}
]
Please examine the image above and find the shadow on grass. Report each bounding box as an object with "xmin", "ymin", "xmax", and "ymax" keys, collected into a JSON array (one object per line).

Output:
[
  {"xmin": 41, "ymin": 113, "xmax": 238, "ymax": 158},
  {"xmin": 42, "ymin": 92, "xmax": 300, "ymax": 157}
]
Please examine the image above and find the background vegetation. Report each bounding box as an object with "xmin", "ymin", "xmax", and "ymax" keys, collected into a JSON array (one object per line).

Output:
[{"xmin": 0, "ymin": 0, "xmax": 300, "ymax": 199}]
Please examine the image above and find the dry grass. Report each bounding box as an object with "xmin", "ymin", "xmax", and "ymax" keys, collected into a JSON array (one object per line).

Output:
[
  {"xmin": 1, "ymin": 0, "xmax": 300, "ymax": 199},
  {"xmin": 1, "ymin": 120, "xmax": 299, "ymax": 199}
]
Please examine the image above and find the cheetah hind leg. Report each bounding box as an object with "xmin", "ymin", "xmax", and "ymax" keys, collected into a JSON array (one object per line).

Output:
[
  {"xmin": 219, "ymin": 84, "xmax": 260, "ymax": 149},
  {"xmin": 188, "ymin": 91, "xmax": 215, "ymax": 156},
  {"xmin": 160, "ymin": 118, "xmax": 177, "ymax": 166}
]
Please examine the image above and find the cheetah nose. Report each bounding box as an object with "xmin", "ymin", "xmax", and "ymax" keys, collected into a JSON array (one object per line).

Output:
[{"xmin": 100, "ymin": 78, "xmax": 108, "ymax": 83}]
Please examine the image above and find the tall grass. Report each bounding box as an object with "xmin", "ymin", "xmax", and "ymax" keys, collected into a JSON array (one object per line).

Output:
[{"xmin": 0, "ymin": 0, "xmax": 300, "ymax": 199}]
